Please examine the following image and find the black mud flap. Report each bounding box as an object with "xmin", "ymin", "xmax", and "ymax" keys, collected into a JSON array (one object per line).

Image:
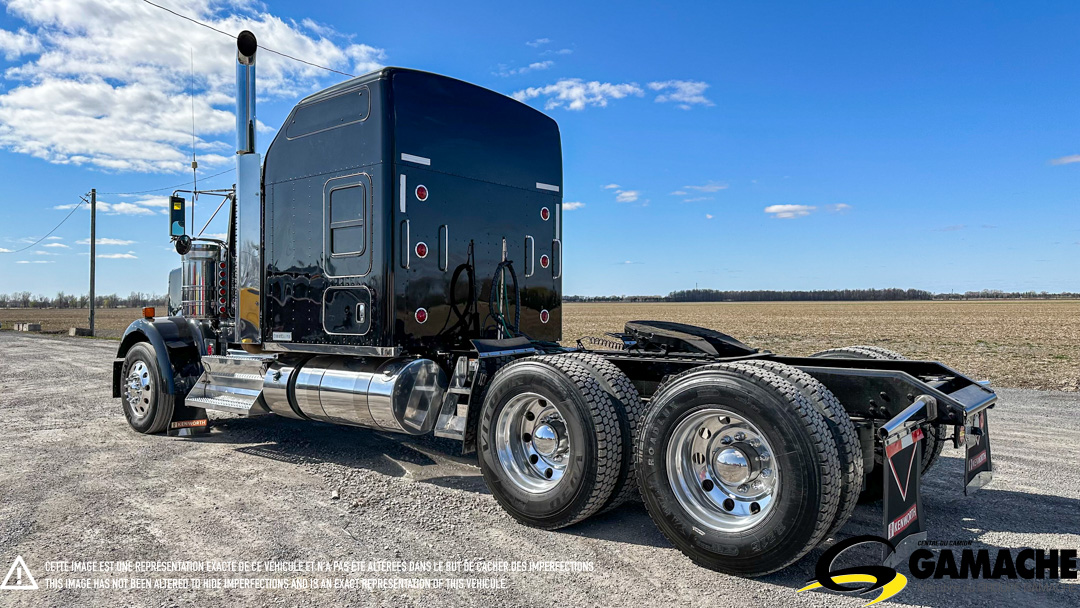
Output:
[
  {"xmin": 882, "ymin": 426, "xmax": 925, "ymax": 568},
  {"xmin": 167, "ymin": 403, "xmax": 210, "ymax": 437},
  {"xmin": 964, "ymin": 410, "xmax": 993, "ymax": 495}
]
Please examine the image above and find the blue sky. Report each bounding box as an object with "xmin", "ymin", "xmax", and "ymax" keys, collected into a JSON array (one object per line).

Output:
[{"xmin": 0, "ymin": 1, "xmax": 1077, "ymax": 297}]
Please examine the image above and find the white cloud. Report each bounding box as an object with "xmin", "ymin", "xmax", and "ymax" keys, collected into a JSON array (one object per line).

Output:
[
  {"xmin": 0, "ymin": 247, "xmax": 11, "ymax": 252},
  {"xmin": 45, "ymin": 236, "xmax": 62, "ymax": 240},
  {"xmin": 526, "ymin": 38, "xmax": 551, "ymax": 47},
  {"xmin": 495, "ymin": 61, "xmax": 554, "ymax": 77},
  {"xmin": 97, "ymin": 251, "xmax": 138, "ymax": 259},
  {"xmin": 513, "ymin": 79, "xmax": 644, "ymax": 111},
  {"xmin": 603, "ymin": 184, "xmax": 620, "ymax": 189},
  {"xmin": 683, "ymin": 196, "xmax": 712, "ymax": 202},
  {"xmin": 541, "ymin": 48, "xmax": 573, "ymax": 56},
  {"xmin": 614, "ymin": 190, "xmax": 639, "ymax": 203},
  {"xmin": 670, "ymin": 190, "xmax": 688, "ymax": 195},
  {"xmin": 684, "ymin": 181, "xmax": 728, "ymax": 193},
  {"xmin": 0, "ymin": 28, "xmax": 41, "ymax": 60},
  {"xmin": 648, "ymin": 80, "xmax": 714, "ymax": 109},
  {"xmin": 56, "ymin": 195, "xmax": 170, "ymax": 216},
  {"xmin": 42, "ymin": 242, "xmax": 69, "ymax": 248},
  {"xmin": 0, "ymin": 0, "xmax": 386, "ymax": 174},
  {"xmin": 827, "ymin": 203, "xmax": 852, "ymax": 213},
  {"xmin": 16, "ymin": 259, "xmax": 53, "ymax": 263},
  {"xmin": 76, "ymin": 237, "xmax": 136, "ymax": 245},
  {"xmin": 764, "ymin": 204, "xmax": 816, "ymax": 219},
  {"xmin": 33, "ymin": 250, "xmax": 58, "ymax": 255},
  {"xmin": 562, "ymin": 201, "xmax": 585, "ymax": 210},
  {"xmin": 1050, "ymin": 155, "xmax": 1080, "ymax": 165},
  {"xmin": 705, "ymin": 214, "xmax": 714, "ymax": 219}
]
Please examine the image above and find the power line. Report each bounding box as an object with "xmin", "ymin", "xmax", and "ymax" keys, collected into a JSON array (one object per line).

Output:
[
  {"xmin": 97, "ymin": 168, "xmax": 235, "ymax": 196},
  {"xmin": 1, "ymin": 195, "xmax": 88, "ymax": 254},
  {"xmin": 141, "ymin": 0, "xmax": 355, "ymax": 77}
]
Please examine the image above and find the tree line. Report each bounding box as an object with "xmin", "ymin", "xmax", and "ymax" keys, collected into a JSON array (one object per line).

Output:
[
  {"xmin": 3, "ymin": 288, "xmax": 1076, "ymax": 309},
  {"xmin": 0, "ymin": 291, "xmax": 167, "ymax": 309},
  {"xmin": 565, "ymin": 288, "xmax": 1080, "ymax": 303}
]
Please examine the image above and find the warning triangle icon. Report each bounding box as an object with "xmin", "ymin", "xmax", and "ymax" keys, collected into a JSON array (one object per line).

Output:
[{"xmin": 1, "ymin": 555, "xmax": 38, "ymax": 590}]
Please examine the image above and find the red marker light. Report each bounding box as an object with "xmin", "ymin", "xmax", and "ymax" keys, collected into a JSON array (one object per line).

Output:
[
  {"xmin": 219, "ymin": 288, "xmax": 226, "ymax": 296},
  {"xmin": 415, "ymin": 308, "xmax": 428, "ymax": 324},
  {"xmin": 415, "ymin": 242, "xmax": 428, "ymax": 258},
  {"xmin": 540, "ymin": 309, "xmax": 550, "ymax": 324},
  {"xmin": 540, "ymin": 207, "xmax": 550, "ymax": 221},
  {"xmin": 415, "ymin": 185, "xmax": 428, "ymax": 201},
  {"xmin": 219, "ymin": 262, "xmax": 226, "ymax": 269},
  {"xmin": 540, "ymin": 254, "xmax": 549, "ymax": 269},
  {"xmin": 219, "ymin": 306, "xmax": 226, "ymax": 314}
]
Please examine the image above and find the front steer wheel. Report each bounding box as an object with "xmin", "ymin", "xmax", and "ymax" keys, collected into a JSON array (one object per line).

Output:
[
  {"xmin": 635, "ymin": 363, "xmax": 841, "ymax": 577},
  {"xmin": 477, "ymin": 356, "xmax": 624, "ymax": 530},
  {"xmin": 120, "ymin": 342, "xmax": 175, "ymax": 434}
]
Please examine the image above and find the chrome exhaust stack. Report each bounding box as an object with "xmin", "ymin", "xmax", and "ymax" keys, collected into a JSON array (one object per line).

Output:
[{"xmin": 234, "ymin": 30, "xmax": 262, "ymax": 344}]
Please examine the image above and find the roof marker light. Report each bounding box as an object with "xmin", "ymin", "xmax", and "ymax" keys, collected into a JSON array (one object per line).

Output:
[
  {"xmin": 415, "ymin": 308, "xmax": 428, "ymax": 324},
  {"xmin": 415, "ymin": 185, "xmax": 428, "ymax": 201}
]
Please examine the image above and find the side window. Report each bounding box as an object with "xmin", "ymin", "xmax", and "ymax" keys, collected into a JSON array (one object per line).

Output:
[{"xmin": 329, "ymin": 184, "xmax": 365, "ymax": 256}]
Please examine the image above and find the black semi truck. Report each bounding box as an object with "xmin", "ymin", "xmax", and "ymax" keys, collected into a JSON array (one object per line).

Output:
[{"xmin": 113, "ymin": 31, "xmax": 996, "ymax": 576}]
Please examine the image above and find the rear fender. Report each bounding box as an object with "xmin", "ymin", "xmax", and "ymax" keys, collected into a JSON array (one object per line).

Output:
[{"xmin": 113, "ymin": 317, "xmax": 206, "ymax": 398}]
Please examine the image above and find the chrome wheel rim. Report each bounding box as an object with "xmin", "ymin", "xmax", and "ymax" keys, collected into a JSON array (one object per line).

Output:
[
  {"xmin": 667, "ymin": 408, "xmax": 779, "ymax": 532},
  {"xmin": 124, "ymin": 361, "xmax": 153, "ymax": 421},
  {"xmin": 494, "ymin": 392, "xmax": 571, "ymax": 493}
]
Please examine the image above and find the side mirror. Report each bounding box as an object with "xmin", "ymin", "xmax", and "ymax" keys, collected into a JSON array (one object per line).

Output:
[
  {"xmin": 170, "ymin": 196, "xmax": 186, "ymax": 237},
  {"xmin": 175, "ymin": 234, "xmax": 192, "ymax": 255}
]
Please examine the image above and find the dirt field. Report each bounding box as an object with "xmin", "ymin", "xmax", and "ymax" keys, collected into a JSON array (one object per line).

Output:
[
  {"xmin": 2, "ymin": 300, "xmax": 1077, "ymax": 390},
  {"xmin": 2, "ymin": 332, "xmax": 1079, "ymax": 607}
]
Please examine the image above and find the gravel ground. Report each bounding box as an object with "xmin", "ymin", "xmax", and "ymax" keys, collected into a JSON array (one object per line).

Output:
[{"xmin": 1, "ymin": 333, "xmax": 1078, "ymax": 607}]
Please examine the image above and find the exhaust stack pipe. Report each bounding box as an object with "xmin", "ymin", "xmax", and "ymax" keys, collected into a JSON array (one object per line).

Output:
[
  {"xmin": 234, "ymin": 30, "xmax": 262, "ymax": 344},
  {"xmin": 236, "ymin": 30, "xmax": 257, "ymax": 154}
]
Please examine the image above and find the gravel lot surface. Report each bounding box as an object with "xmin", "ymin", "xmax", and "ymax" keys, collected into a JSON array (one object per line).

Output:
[{"xmin": 1, "ymin": 333, "xmax": 1078, "ymax": 607}]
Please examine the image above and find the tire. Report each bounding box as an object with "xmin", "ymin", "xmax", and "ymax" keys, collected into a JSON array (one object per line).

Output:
[
  {"xmin": 557, "ymin": 352, "xmax": 647, "ymax": 512},
  {"xmin": 635, "ymin": 363, "xmax": 841, "ymax": 576},
  {"xmin": 477, "ymin": 356, "xmax": 623, "ymax": 529},
  {"xmin": 810, "ymin": 346, "xmax": 946, "ymax": 500},
  {"xmin": 738, "ymin": 360, "xmax": 863, "ymax": 540},
  {"xmin": 119, "ymin": 342, "xmax": 175, "ymax": 434}
]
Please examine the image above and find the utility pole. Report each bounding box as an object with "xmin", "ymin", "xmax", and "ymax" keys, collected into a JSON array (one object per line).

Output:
[{"xmin": 89, "ymin": 188, "xmax": 96, "ymax": 337}]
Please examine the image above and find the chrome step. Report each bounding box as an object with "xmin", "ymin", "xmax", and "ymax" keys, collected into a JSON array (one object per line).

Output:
[{"xmin": 187, "ymin": 354, "xmax": 274, "ymax": 416}]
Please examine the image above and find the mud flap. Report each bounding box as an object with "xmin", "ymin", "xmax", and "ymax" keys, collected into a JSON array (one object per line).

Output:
[
  {"xmin": 882, "ymin": 426, "xmax": 925, "ymax": 568},
  {"xmin": 964, "ymin": 410, "xmax": 993, "ymax": 495},
  {"xmin": 167, "ymin": 403, "xmax": 210, "ymax": 437}
]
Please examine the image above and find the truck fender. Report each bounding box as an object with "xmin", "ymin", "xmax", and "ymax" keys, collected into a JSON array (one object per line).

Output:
[{"xmin": 112, "ymin": 317, "xmax": 206, "ymax": 398}]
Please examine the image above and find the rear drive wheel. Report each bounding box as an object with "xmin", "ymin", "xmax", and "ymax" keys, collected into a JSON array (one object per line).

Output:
[
  {"xmin": 478, "ymin": 356, "xmax": 623, "ymax": 529},
  {"xmin": 810, "ymin": 345, "xmax": 946, "ymax": 501},
  {"xmin": 737, "ymin": 360, "xmax": 863, "ymax": 540},
  {"xmin": 557, "ymin": 352, "xmax": 647, "ymax": 512},
  {"xmin": 120, "ymin": 342, "xmax": 175, "ymax": 434},
  {"xmin": 636, "ymin": 363, "xmax": 841, "ymax": 576}
]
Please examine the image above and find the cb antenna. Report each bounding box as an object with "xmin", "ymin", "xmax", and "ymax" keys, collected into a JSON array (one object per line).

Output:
[{"xmin": 190, "ymin": 48, "xmax": 198, "ymax": 231}]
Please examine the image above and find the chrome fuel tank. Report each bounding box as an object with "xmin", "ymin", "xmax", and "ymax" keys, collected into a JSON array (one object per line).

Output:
[{"xmin": 286, "ymin": 356, "xmax": 447, "ymax": 435}]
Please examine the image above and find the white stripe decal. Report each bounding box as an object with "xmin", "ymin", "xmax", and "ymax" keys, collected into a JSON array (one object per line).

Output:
[
  {"xmin": 399, "ymin": 174, "xmax": 407, "ymax": 213},
  {"xmin": 536, "ymin": 182, "xmax": 560, "ymax": 192},
  {"xmin": 400, "ymin": 153, "xmax": 431, "ymax": 166}
]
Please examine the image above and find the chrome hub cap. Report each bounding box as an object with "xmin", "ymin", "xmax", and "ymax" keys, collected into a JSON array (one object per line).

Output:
[
  {"xmin": 494, "ymin": 392, "xmax": 571, "ymax": 493},
  {"xmin": 714, "ymin": 447, "xmax": 751, "ymax": 485},
  {"xmin": 124, "ymin": 361, "xmax": 153, "ymax": 421},
  {"xmin": 667, "ymin": 408, "xmax": 780, "ymax": 532}
]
